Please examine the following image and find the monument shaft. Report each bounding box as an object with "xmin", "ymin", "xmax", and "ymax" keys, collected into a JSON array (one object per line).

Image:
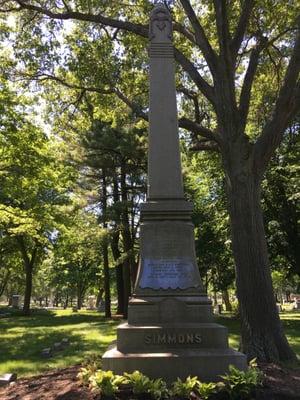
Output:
[
  {"xmin": 102, "ymin": 3, "xmax": 247, "ymax": 382},
  {"xmin": 148, "ymin": 27, "xmax": 183, "ymax": 199}
]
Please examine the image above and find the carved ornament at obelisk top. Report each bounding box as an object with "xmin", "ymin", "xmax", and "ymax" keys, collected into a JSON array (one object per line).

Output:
[{"xmin": 149, "ymin": 4, "xmax": 172, "ymax": 43}]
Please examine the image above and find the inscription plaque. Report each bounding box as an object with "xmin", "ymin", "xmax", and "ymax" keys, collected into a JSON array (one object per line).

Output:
[
  {"xmin": 144, "ymin": 332, "xmax": 202, "ymax": 345},
  {"xmin": 139, "ymin": 258, "xmax": 200, "ymax": 290}
]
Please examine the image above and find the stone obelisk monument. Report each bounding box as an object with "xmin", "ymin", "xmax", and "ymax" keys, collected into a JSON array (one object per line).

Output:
[{"xmin": 102, "ymin": 3, "xmax": 246, "ymax": 381}]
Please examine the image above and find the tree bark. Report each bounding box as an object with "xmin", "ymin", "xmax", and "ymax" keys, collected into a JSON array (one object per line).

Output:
[
  {"xmin": 120, "ymin": 161, "xmax": 132, "ymax": 318},
  {"xmin": 103, "ymin": 240, "xmax": 111, "ymax": 318},
  {"xmin": 16, "ymin": 237, "xmax": 38, "ymax": 316},
  {"xmin": 111, "ymin": 173, "xmax": 125, "ymax": 315},
  {"xmin": 227, "ymin": 173, "xmax": 297, "ymax": 361},
  {"xmin": 222, "ymin": 289, "xmax": 232, "ymax": 312},
  {"xmin": 23, "ymin": 263, "xmax": 33, "ymax": 315},
  {"xmin": 0, "ymin": 269, "xmax": 10, "ymax": 297},
  {"xmin": 101, "ymin": 172, "xmax": 111, "ymax": 318}
]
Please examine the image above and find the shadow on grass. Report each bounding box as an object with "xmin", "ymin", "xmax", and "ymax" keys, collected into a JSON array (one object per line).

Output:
[
  {"xmin": 0, "ymin": 309, "xmax": 117, "ymax": 329},
  {"xmin": 0, "ymin": 310, "xmax": 119, "ymax": 376}
]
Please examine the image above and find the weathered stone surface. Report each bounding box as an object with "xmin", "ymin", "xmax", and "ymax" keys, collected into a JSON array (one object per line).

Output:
[
  {"xmin": 0, "ymin": 374, "xmax": 17, "ymax": 387},
  {"xmin": 53, "ymin": 342, "xmax": 63, "ymax": 351},
  {"xmin": 116, "ymin": 322, "xmax": 228, "ymax": 353},
  {"xmin": 11, "ymin": 295, "xmax": 20, "ymax": 309},
  {"xmin": 134, "ymin": 220, "xmax": 204, "ymax": 296},
  {"xmin": 103, "ymin": 346, "xmax": 246, "ymax": 383},
  {"xmin": 41, "ymin": 348, "xmax": 52, "ymax": 358},
  {"xmin": 102, "ymin": 2, "xmax": 247, "ymax": 381},
  {"xmin": 128, "ymin": 296, "xmax": 213, "ymax": 325}
]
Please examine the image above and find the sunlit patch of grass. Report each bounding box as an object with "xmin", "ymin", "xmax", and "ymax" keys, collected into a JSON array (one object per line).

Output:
[
  {"xmin": 0, "ymin": 309, "xmax": 118, "ymax": 377},
  {"xmin": 216, "ymin": 311, "xmax": 300, "ymax": 356},
  {"xmin": 0, "ymin": 308, "xmax": 298, "ymax": 377}
]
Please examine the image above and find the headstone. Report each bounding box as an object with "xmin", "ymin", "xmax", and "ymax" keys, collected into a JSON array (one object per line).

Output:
[
  {"xmin": 11, "ymin": 295, "xmax": 20, "ymax": 309},
  {"xmin": 0, "ymin": 373, "xmax": 17, "ymax": 387},
  {"xmin": 41, "ymin": 348, "xmax": 52, "ymax": 358},
  {"xmin": 87, "ymin": 295, "xmax": 96, "ymax": 310},
  {"xmin": 62, "ymin": 338, "xmax": 69, "ymax": 347},
  {"xmin": 53, "ymin": 342, "xmax": 63, "ymax": 351},
  {"xmin": 72, "ymin": 306, "xmax": 78, "ymax": 312},
  {"xmin": 296, "ymin": 301, "xmax": 300, "ymax": 310},
  {"xmin": 102, "ymin": 3, "xmax": 247, "ymax": 382},
  {"xmin": 98, "ymin": 300, "xmax": 105, "ymax": 312}
]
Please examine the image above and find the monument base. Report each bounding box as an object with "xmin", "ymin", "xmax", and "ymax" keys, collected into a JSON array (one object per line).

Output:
[
  {"xmin": 102, "ymin": 345, "xmax": 247, "ymax": 383},
  {"xmin": 102, "ymin": 296, "xmax": 247, "ymax": 382}
]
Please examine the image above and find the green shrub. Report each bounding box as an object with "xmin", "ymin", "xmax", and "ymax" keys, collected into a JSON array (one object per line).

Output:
[
  {"xmin": 124, "ymin": 370, "xmax": 168, "ymax": 399},
  {"xmin": 77, "ymin": 367, "xmax": 94, "ymax": 386},
  {"xmin": 198, "ymin": 382, "xmax": 218, "ymax": 399},
  {"xmin": 89, "ymin": 370, "xmax": 127, "ymax": 398},
  {"xmin": 171, "ymin": 376, "xmax": 201, "ymax": 399},
  {"xmin": 220, "ymin": 361, "xmax": 264, "ymax": 400},
  {"xmin": 78, "ymin": 354, "xmax": 102, "ymax": 385}
]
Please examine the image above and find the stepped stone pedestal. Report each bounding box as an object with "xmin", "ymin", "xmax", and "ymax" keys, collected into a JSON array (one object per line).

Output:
[{"xmin": 102, "ymin": 3, "xmax": 247, "ymax": 382}]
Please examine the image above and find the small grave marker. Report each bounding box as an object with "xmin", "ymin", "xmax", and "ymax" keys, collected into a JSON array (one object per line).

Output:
[
  {"xmin": 0, "ymin": 373, "xmax": 17, "ymax": 387},
  {"xmin": 53, "ymin": 342, "xmax": 63, "ymax": 351},
  {"xmin": 41, "ymin": 348, "xmax": 52, "ymax": 358}
]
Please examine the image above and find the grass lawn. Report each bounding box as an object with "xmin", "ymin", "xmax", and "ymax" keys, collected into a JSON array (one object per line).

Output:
[
  {"xmin": 0, "ymin": 308, "xmax": 119, "ymax": 377},
  {"xmin": 0, "ymin": 308, "xmax": 299, "ymax": 377}
]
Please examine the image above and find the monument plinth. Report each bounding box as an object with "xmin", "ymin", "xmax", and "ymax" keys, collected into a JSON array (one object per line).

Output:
[{"xmin": 102, "ymin": 3, "xmax": 247, "ymax": 382}]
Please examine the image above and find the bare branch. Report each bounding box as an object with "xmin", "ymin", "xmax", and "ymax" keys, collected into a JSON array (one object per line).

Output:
[
  {"xmin": 231, "ymin": 0, "xmax": 255, "ymax": 58},
  {"xmin": 179, "ymin": 0, "xmax": 218, "ymax": 73}
]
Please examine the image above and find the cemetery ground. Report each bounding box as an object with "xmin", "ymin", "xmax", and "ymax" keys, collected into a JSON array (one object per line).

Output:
[{"xmin": 0, "ymin": 308, "xmax": 299, "ymax": 399}]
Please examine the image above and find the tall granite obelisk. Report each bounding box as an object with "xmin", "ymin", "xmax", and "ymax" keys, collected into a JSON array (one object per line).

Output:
[{"xmin": 102, "ymin": 3, "xmax": 247, "ymax": 382}]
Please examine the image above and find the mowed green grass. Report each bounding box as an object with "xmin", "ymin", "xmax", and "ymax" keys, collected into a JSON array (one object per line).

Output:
[
  {"xmin": 0, "ymin": 308, "xmax": 299, "ymax": 377},
  {"xmin": 216, "ymin": 312, "xmax": 300, "ymax": 357},
  {"xmin": 0, "ymin": 308, "xmax": 119, "ymax": 377}
]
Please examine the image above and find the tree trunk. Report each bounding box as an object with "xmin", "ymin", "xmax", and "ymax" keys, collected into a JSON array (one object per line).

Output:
[
  {"xmin": 0, "ymin": 269, "xmax": 10, "ymax": 297},
  {"xmin": 96, "ymin": 287, "xmax": 104, "ymax": 308},
  {"xmin": 111, "ymin": 173, "xmax": 125, "ymax": 315},
  {"xmin": 222, "ymin": 289, "xmax": 232, "ymax": 312},
  {"xmin": 64, "ymin": 293, "xmax": 69, "ymax": 309},
  {"xmin": 101, "ymin": 172, "xmax": 111, "ymax": 318},
  {"xmin": 103, "ymin": 241, "xmax": 111, "ymax": 318},
  {"xmin": 227, "ymin": 173, "xmax": 296, "ymax": 362},
  {"xmin": 120, "ymin": 161, "xmax": 132, "ymax": 318},
  {"xmin": 23, "ymin": 263, "xmax": 33, "ymax": 316}
]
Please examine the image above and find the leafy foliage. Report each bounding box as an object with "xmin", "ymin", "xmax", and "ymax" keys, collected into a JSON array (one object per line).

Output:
[
  {"xmin": 170, "ymin": 376, "xmax": 201, "ymax": 398},
  {"xmin": 220, "ymin": 360, "xmax": 264, "ymax": 400}
]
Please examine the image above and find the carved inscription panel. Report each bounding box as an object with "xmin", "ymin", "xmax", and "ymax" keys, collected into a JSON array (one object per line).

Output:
[
  {"xmin": 144, "ymin": 332, "xmax": 202, "ymax": 346},
  {"xmin": 139, "ymin": 258, "xmax": 198, "ymax": 290}
]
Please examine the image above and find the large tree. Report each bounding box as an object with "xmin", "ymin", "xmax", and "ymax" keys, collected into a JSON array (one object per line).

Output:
[{"xmin": 1, "ymin": 0, "xmax": 299, "ymax": 361}]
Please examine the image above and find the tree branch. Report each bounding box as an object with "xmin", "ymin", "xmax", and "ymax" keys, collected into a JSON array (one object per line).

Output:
[
  {"xmin": 239, "ymin": 38, "xmax": 267, "ymax": 130},
  {"xmin": 230, "ymin": 0, "xmax": 255, "ymax": 59},
  {"xmin": 11, "ymin": 0, "xmax": 148, "ymax": 37},
  {"xmin": 254, "ymin": 28, "xmax": 300, "ymax": 174},
  {"xmin": 190, "ymin": 140, "xmax": 219, "ymax": 152},
  {"xmin": 173, "ymin": 21, "xmax": 196, "ymax": 45},
  {"xmin": 174, "ymin": 48, "xmax": 216, "ymax": 107},
  {"xmin": 179, "ymin": 116, "xmax": 220, "ymax": 144},
  {"xmin": 213, "ymin": 0, "xmax": 231, "ymax": 59},
  {"xmin": 179, "ymin": 0, "xmax": 218, "ymax": 73},
  {"xmin": 177, "ymin": 86, "xmax": 202, "ymax": 123}
]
